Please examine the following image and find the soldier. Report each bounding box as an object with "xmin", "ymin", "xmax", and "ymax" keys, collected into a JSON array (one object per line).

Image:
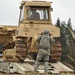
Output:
[{"xmin": 34, "ymin": 29, "xmax": 55, "ymax": 73}]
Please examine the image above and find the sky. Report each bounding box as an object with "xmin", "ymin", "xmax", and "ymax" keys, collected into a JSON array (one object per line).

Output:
[{"xmin": 0, "ymin": 0, "xmax": 75, "ymax": 29}]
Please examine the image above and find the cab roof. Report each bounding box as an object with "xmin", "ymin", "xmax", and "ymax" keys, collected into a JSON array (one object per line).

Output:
[{"xmin": 21, "ymin": 1, "xmax": 52, "ymax": 7}]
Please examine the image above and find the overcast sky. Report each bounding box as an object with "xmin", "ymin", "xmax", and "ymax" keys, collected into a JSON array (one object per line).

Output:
[{"xmin": 0, "ymin": 0, "xmax": 75, "ymax": 29}]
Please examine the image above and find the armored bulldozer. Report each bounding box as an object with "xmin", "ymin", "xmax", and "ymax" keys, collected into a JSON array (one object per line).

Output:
[
  {"xmin": 0, "ymin": 25, "xmax": 17, "ymax": 56},
  {"xmin": 3, "ymin": 1, "xmax": 62, "ymax": 62}
]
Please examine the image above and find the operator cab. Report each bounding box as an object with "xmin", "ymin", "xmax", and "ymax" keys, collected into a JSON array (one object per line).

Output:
[{"xmin": 19, "ymin": 1, "xmax": 53, "ymax": 23}]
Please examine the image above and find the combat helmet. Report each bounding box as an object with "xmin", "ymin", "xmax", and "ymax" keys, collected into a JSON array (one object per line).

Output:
[{"xmin": 44, "ymin": 29, "xmax": 50, "ymax": 34}]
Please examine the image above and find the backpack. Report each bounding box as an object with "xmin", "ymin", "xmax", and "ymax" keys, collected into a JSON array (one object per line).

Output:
[{"xmin": 39, "ymin": 35, "xmax": 50, "ymax": 49}]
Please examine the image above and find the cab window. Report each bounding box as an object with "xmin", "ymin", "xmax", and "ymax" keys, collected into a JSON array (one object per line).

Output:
[
  {"xmin": 27, "ymin": 7, "xmax": 49, "ymax": 20},
  {"xmin": 20, "ymin": 5, "xmax": 24, "ymax": 21}
]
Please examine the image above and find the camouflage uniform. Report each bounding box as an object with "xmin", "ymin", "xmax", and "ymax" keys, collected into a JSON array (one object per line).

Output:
[{"xmin": 34, "ymin": 30, "xmax": 55, "ymax": 73}]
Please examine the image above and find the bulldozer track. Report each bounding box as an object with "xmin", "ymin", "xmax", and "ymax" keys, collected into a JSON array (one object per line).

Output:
[
  {"xmin": 15, "ymin": 39, "xmax": 28, "ymax": 62},
  {"xmin": 50, "ymin": 42, "xmax": 62, "ymax": 62},
  {"xmin": 3, "ymin": 41, "xmax": 62, "ymax": 63}
]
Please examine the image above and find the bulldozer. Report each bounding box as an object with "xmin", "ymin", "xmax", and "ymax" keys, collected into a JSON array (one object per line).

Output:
[
  {"xmin": 3, "ymin": 0, "xmax": 62, "ymax": 63},
  {"xmin": 0, "ymin": 1, "xmax": 74, "ymax": 74},
  {"xmin": 0, "ymin": 25, "xmax": 17, "ymax": 57}
]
